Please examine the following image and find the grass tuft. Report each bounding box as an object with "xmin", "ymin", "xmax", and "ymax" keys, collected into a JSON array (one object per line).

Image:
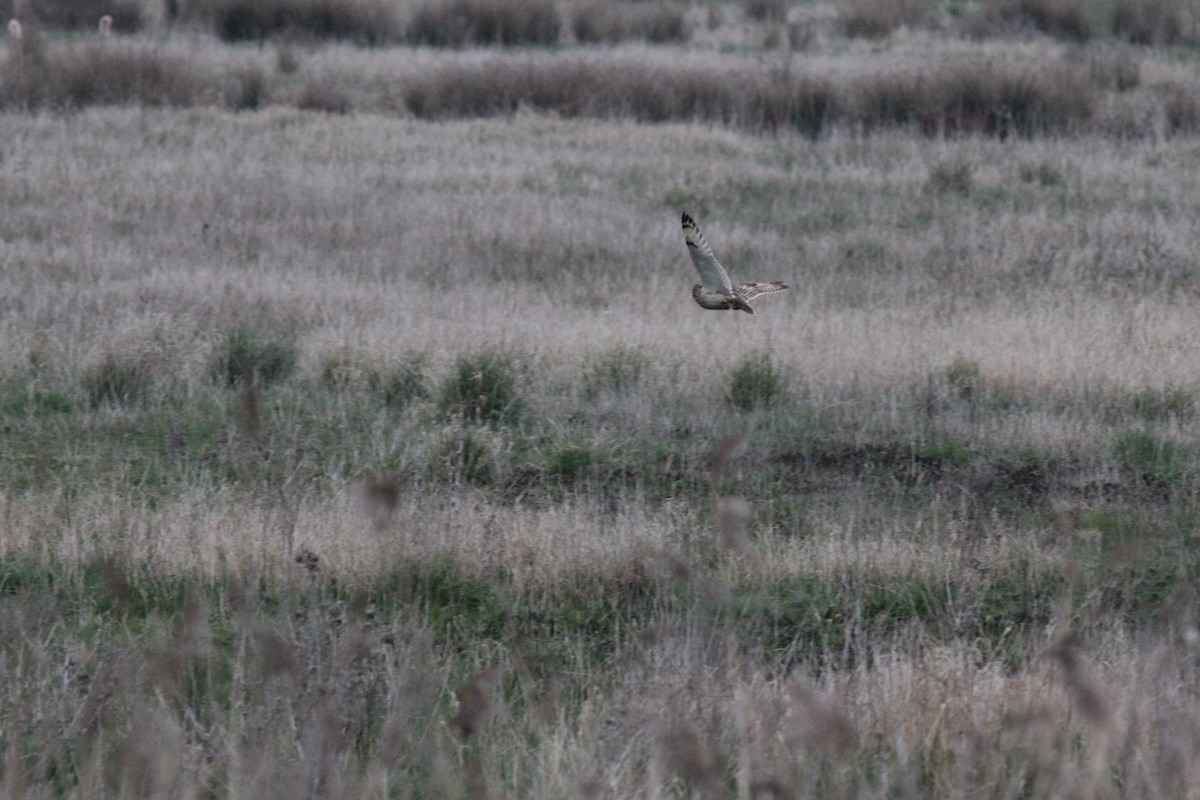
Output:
[
  {"xmin": 927, "ymin": 158, "xmax": 974, "ymax": 194},
  {"xmin": 943, "ymin": 355, "xmax": 982, "ymax": 401},
  {"xmin": 572, "ymin": 2, "xmax": 688, "ymax": 44},
  {"xmin": 30, "ymin": 0, "xmax": 144, "ymax": 32},
  {"xmin": 742, "ymin": 0, "xmax": 788, "ymax": 23},
  {"xmin": 0, "ymin": 36, "xmax": 214, "ymax": 110},
  {"xmin": 201, "ymin": 0, "xmax": 402, "ymax": 44},
  {"xmin": 225, "ymin": 63, "xmax": 268, "ymax": 110},
  {"xmin": 968, "ymin": 0, "xmax": 1096, "ymax": 42},
  {"xmin": 437, "ymin": 349, "xmax": 524, "ymax": 425},
  {"xmin": 211, "ymin": 328, "xmax": 298, "ymax": 387},
  {"xmin": 837, "ymin": 0, "xmax": 932, "ymax": 39},
  {"xmin": 432, "ymin": 424, "xmax": 499, "ymax": 485},
  {"xmin": 83, "ymin": 353, "xmax": 152, "ymax": 407},
  {"xmin": 582, "ymin": 345, "xmax": 650, "ymax": 400},
  {"xmin": 1018, "ymin": 159, "xmax": 1065, "ymax": 186},
  {"xmin": 295, "ymin": 80, "xmax": 351, "ymax": 114},
  {"xmin": 729, "ymin": 353, "xmax": 786, "ymax": 411},
  {"xmin": 406, "ymin": 0, "xmax": 561, "ymax": 47},
  {"xmin": 1084, "ymin": 45, "xmax": 1141, "ymax": 93},
  {"xmin": 1111, "ymin": 0, "xmax": 1186, "ymax": 45},
  {"xmin": 1111, "ymin": 429, "xmax": 1187, "ymax": 486},
  {"xmin": 377, "ymin": 358, "xmax": 430, "ymax": 409},
  {"xmin": 318, "ymin": 349, "xmax": 378, "ymax": 391}
]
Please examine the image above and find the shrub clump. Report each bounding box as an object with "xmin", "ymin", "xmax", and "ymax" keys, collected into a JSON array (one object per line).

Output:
[
  {"xmin": 431, "ymin": 425, "xmax": 499, "ymax": 485},
  {"xmin": 437, "ymin": 349, "xmax": 524, "ymax": 425},
  {"xmin": 83, "ymin": 353, "xmax": 153, "ymax": 407},
  {"xmin": 926, "ymin": 158, "xmax": 974, "ymax": 195},
  {"xmin": 1110, "ymin": 0, "xmax": 1186, "ymax": 45},
  {"xmin": 572, "ymin": 3, "xmax": 688, "ymax": 44},
  {"xmin": 1018, "ymin": 160, "xmax": 1065, "ymax": 187},
  {"xmin": 967, "ymin": 0, "xmax": 1096, "ymax": 43},
  {"xmin": 729, "ymin": 354, "xmax": 786, "ymax": 411},
  {"xmin": 852, "ymin": 58, "xmax": 1094, "ymax": 138},
  {"xmin": 836, "ymin": 0, "xmax": 932, "ymax": 40},
  {"xmin": 319, "ymin": 349, "xmax": 380, "ymax": 391},
  {"xmin": 742, "ymin": 0, "xmax": 788, "ymax": 23},
  {"xmin": 29, "ymin": 0, "xmax": 144, "ymax": 33},
  {"xmin": 1, "ymin": 43, "xmax": 212, "ymax": 110},
  {"xmin": 1083, "ymin": 45, "xmax": 1140, "ymax": 93},
  {"xmin": 58, "ymin": 46, "xmax": 211, "ymax": 107},
  {"xmin": 582, "ymin": 346, "xmax": 650, "ymax": 400},
  {"xmin": 377, "ymin": 359, "xmax": 430, "ymax": 409},
  {"xmin": 406, "ymin": 0, "xmax": 561, "ymax": 47},
  {"xmin": 198, "ymin": 0, "xmax": 402, "ymax": 43},
  {"xmin": 295, "ymin": 81, "xmax": 351, "ymax": 114},
  {"xmin": 402, "ymin": 59, "xmax": 836, "ymax": 140},
  {"xmin": 943, "ymin": 355, "xmax": 982, "ymax": 401},
  {"xmin": 1111, "ymin": 429, "xmax": 1186, "ymax": 486},
  {"xmin": 211, "ymin": 329, "xmax": 298, "ymax": 387},
  {"xmin": 543, "ymin": 441, "xmax": 604, "ymax": 484}
]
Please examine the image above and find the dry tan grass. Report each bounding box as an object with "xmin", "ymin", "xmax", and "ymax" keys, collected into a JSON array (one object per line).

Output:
[
  {"xmin": 5, "ymin": 111, "xmax": 1200, "ymax": 400},
  {"xmin": 3, "ymin": 47, "xmax": 1200, "ymax": 793}
]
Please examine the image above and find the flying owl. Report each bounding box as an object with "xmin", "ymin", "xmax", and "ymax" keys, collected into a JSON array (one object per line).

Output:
[{"xmin": 682, "ymin": 212, "xmax": 787, "ymax": 314}]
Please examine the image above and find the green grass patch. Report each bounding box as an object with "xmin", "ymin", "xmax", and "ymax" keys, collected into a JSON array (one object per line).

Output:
[
  {"xmin": 1111, "ymin": 428, "xmax": 1190, "ymax": 487},
  {"xmin": 582, "ymin": 345, "xmax": 650, "ymax": 399},
  {"xmin": 437, "ymin": 349, "xmax": 525, "ymax": 425},
  {"xmin": 0, "ymin": 374, "xmax": 73, "ymax": 417},
  {"xmin": 211, "ymin": 328, "xmax": 298, "ymax": 387},
  {"xmin": 377, "ymin": 358, "xmax": 430, "ymax": 409},
  {"xmin": 83, "ymin": 353, "xmax": 153, "ymax": 408},
  {"xmin": 728, "ymin": 353, "xmax": 787, "ymax": 412}
]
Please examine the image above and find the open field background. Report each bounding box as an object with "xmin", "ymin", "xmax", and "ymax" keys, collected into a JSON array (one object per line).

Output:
[{"xmin": 5, "ymin": 1, "xmax": 1200, "ymax": 797}]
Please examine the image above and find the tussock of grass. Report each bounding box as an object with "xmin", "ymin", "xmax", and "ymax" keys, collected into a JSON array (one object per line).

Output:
[
  {"xmin": 742, "ymin": 0, "xmax": 788, "ymax": 23},
  {"xmin": 318, "ymin": 348, "xmax": 379, "ymax": 390},
  {"xmin": 437, "ymin": 349, "xmax": 524, "ymax": 425},
  {"xmin": 1110, "ymin": 0, "xmax": 1187, "ymax": 45},
  {"xmin": 1, "ymin": 42, "xmax": 212, "ymax": 109},
  {"xmin": 966, "ymin": 0, "xmax": 1191, "ymax": 44},
  {"xmin": 27, "ymin": 0, "xmax": 143, "ymax": 32},
  {"xmin": 83, "ymin": 353, "xmax": 153, "ymax": 407},
  {"xmin": 377, "ymin": 358, "xmax": 430, "ymax": 409},
  {"xmin": 56, "ymin": 45, "xmax": 212, "ymax": 107},
  {"xmin": 836, "ymin": 0, "xmax": 932, "ymax": 40},
  {"xmin": 854, "ymin": 57, "xmax": 1094, "ymax": 138},
  {"xmin": 211, "ymin": 329, "xmax": 298, "ymax": 387},
  {"xmin": 194, "ymin": 0, "xmax": 402, "ymax": 44},
  {"xmin": 729, "ymin": 354, "xmax": 786, "ymax": 411},
  {"xmin": 943, "ymin": 355, "xmax": 982, "ymax": 401},
  {"xmin": 295, "ymin": 79, "xmax": 351, "ymax": 113},
  {"xmin": 571, "ymin": 2, "xmax": 688, "ymax": 45},
  {"xmin": 967, "ymin": 0, "xmax": 1096, "ymax": 42},
  {"xmin": 926, "ymin": 157, "xmax": 974, "ymax": 194},
  {"xmin": 406, "ymin": 0, "xmax": 561, "ymax": 47},
  {"xmin": 1083, "ymin": 44, "xmax": 1141, "ymax": 93},
  {"xmin": 430, "ymin": 424, "xmax": 500, "ymax": 485},
  {"xmin": 1110, "ymin": 428, "xmax": 1189, "ymax": 487},
  {"xmin": 582, "ymin": 345, "xmax": 650, "ymax": 400}
]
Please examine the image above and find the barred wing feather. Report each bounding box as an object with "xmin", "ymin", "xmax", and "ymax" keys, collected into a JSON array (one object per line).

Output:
[{"xmin": 682, "ymin": 212, "xmax": 734, "ymax": 294}]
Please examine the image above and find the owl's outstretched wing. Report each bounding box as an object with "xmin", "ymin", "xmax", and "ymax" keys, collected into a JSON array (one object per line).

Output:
[
  {"xmin": 734, "ymin": 281, "xmax": 788, "ymax": 302},
  {"xmin": 682, "ymin": 212, "xmax": 733, "ymax": 294}
]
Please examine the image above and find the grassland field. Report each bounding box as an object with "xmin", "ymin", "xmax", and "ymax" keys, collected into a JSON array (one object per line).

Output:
[{"xmin": 4, "ymin": 2, "xmax": 1200, "ymax": 797}]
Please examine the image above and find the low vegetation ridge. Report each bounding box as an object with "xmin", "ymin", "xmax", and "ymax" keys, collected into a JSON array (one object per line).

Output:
[{"xmin": 1, "ymin": 0, "xmax": 1199, "ymax": 141}]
